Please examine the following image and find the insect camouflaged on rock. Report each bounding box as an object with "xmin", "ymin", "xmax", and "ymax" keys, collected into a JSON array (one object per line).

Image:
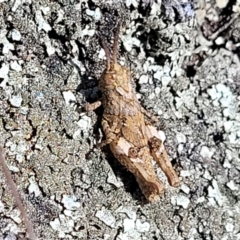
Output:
[{"xmin": 85, "ymin": 22, "xmax": 180, "ymax": 202}]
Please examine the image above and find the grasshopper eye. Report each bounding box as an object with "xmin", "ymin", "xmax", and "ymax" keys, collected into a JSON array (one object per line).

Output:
[{"xmin": 105, "ymin": 74, "xmax": 115, "ymax": 84}]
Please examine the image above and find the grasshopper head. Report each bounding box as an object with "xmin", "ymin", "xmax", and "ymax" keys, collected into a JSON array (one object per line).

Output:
[{"xmin": 99, "ymin": 63, "xmax": 130, "ymax": 92}]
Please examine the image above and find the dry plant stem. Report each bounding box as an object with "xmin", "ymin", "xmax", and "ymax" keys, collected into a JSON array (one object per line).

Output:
[{"xmin": 0, "ymin": 146, "xmax": 37, "ymax": 240}]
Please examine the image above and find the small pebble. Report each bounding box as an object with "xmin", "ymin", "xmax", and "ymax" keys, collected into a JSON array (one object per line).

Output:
[
  {"xmin": 161, "ymin": 76, "xmax": 171, "ymax": 86},
  {"xmin": 153, "ymin": 70, "xmax": 163, "ymax": 80},
  {"xmin": 225, "ymin": 222, "xmax": 234, "ymax": 232},
  {"xmin": 215, "ymin": 36, "xmax": 225, "ymax": 45},
  {"xmin": 176, "ymin": 132, "xmax": 187, "ymax": 143},
  {"xmin": 155, "ymin": 87, "xmax": 161, "ymax": 95},
  {"xmin": 11, "ymin": 29, "xmax": 21, "ymax": 41},
  {"xmin": 123, "ymin": 218, "xmax": 135, "ymax": 232},
  {"xmin": 176, "ymin": 195, "xmax": 190, "ymax": 209},
  {"xmin": 95, "ymin": 208, "xmax": 116, "ymax": 227},
  {"xmin": 77, "ymin": 115, "xmax": 91, "ymax": 131},
  {"xmin": 226, "ymin": 180, "xmax": 238, "ymax": 191},
  {"xmin": 116, "ymin": 206, "xmax": 136, "ymax": 220},
  {"xmin": 200, "ymin": 146, "xmax": 214, "ymax": 159},
  {"xmin": 62, "ymin": 90, "xmax": 76, "ymax": 106},
  {"xmin": 28, "ymin": 177, "xmax": 41, "ymax": 197},
  {"xmin": 61, "ymin": 195, "xmax": 80, "ymax": 210},
  {"xmin": 139, "ymin": 75, "xmax": 148, "ymax": 84},
  {"xmin": 208, "ymin": 179, "xmax": 225, "ymax": 206},
  {"xmin": 0, "ymin": 201, "xmax": 4, "ymax": 213},
  {"xmin": 216, "ymin": 0, "xmax": 229, "ymax": 9},
  {"xmin": 107, "ymin": 172, "xmax": 123, "ymax": 188},
  {"xmin": 35, "ymin": 10, "xmax": 52, "ymax": 32},
  {"xmin": 10, "ymin": 61, "xmax": 22, "ymax": 72},
  {"xmin": 180, "ymin": 184, "xmax": 190, "ymax": 194},
  {"xmin": 9, "ymin": 95, "xmax": 22, "ymax": 107},
  {"xmin": 135, "ymin": 219, "xmax": 150, "ymax": 232},
  {"xmin": 50, "ymin": 218, "xmax": 61, "ymax": 231}
]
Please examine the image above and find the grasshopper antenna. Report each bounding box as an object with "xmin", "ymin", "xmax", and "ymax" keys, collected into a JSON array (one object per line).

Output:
[
  {"xmin": 112, "ymin": 21, "xmax": 121, "ymax": 64},
  {"xmin": 99, "ymin": 34, "xmax": 111, "ymax": 70}
]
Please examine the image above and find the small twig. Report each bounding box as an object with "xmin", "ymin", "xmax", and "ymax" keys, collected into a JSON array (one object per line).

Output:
[{"xmin": 0, "ymin": 146, "xmax": 37, "ymax": 240}]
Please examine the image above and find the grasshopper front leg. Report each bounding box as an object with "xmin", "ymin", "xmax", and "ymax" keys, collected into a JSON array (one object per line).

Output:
[
  {"xmin": 98, "ymin": 118, "xmax": 118, "ymax": 147},
  {"xmin": 145, "ymin": 125, "xmax": 180, "ymax": 187},
  {"xmin": 85, "ymin": 100, "xmax": 102, "ymax": 111},
  {"xmin": 110, "ymin": 137, "xmax": 165, "ymax": 202},
  {"xmin": 85, "ymin": 101, "xmax": 117, "ymax": 147}
]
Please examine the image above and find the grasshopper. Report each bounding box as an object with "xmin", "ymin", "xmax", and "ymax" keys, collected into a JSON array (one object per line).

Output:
[{"xmin": 85, "ymin": 23, "xmax": 180, "ymax": 202}]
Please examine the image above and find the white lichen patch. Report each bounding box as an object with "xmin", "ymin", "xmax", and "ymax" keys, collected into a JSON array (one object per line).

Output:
[
  {"xmin": 61, "ymin": 195, "xmax": 80, "ymax": 210},
  {"xmin": 207, "ymin": 83, "xmax": 235, "ymax": 108},
  {"xmin": 35, "ymin": 10, "xmax": 52, "ymax": 32},
  {"xmin": 123, "ymin": 218, "xmax": 135, "ymax": 232},
  {"xmin": 135, "ymin": 219, "xmax": 150, "ymax": 232},
  {"xmin": 28, "ymin": 176, "xmax": 41, "ymax": 197},
  {"xmin": 10, "ymin": 61, "xmax": 22, "ymax": 72},
  {"xmin": 95, "ymin": 208, "xmax": 116, "ymax": 227},
  {"xmin": 50, "ymin": 215, "xmax": 74, "ymax": 238}
]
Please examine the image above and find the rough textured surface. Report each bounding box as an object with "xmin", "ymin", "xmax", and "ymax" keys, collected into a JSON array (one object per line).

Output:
[{"xmin": 0, "ymin": 0, "xmax": 239, "ymax": 239}]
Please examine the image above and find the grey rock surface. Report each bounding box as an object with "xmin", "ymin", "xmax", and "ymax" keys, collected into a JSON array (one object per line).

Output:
[{"xmin": 0, "ymin": 0, "xmax": 240, "ymax": 239}]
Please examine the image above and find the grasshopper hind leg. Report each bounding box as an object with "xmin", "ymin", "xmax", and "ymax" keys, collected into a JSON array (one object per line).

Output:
[
  {"xmin": 109, "ymin": 137, "xmax": 165, "ymax": 202},
  {"xmin": 145, "ymin": 125, "xmax": 180, "ymax": 187}
]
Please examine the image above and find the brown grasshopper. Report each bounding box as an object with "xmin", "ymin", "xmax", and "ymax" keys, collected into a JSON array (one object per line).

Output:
[{"xmin": 85, "ymin": 23, "xmax": 180, "ymax": 202}]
